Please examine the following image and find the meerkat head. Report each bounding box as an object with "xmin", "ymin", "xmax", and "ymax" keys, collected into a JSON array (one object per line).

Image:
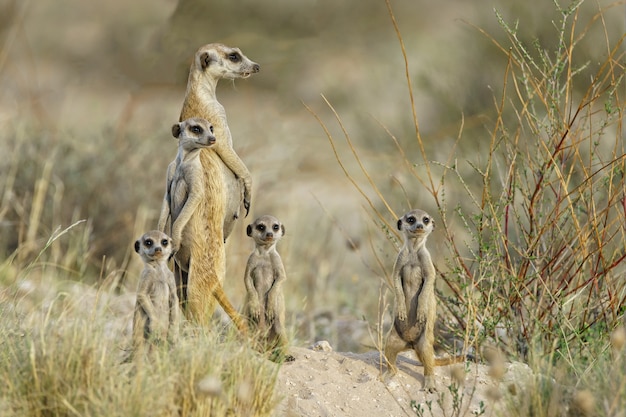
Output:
[
  {"xmin": 135, "ymin": 230, "xmax": 173, "ymax": 264},
  {"xmin": 172, "ymin": 118, "xmax": 216, "ymax": 151},
  {"xmin": 194, "ymin": 43, "xmax": 260, "ymax": 80},
  {"xmin": 397, "ymin": 209, "xmax": 434, "ymax": 238},
  {"xmin": 247, "ymin": 215, "xmax": 285, "ymax": 247}
]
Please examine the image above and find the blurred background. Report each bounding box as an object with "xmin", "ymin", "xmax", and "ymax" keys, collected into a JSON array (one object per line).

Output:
[{"xmin": 0, "ymin": 0, "xmax": 623, "ymax": 351}]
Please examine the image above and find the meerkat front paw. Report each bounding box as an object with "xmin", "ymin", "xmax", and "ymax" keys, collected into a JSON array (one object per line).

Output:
[
  {"xmin": 242, "ymin": 182, "xmax": 251, "ymax": 217},
  {"xmin": 266, "ymin": 306, "xmax": 276, "ymax": 323},
  {"xmin": 397, "ymin": 307, "xmax": 407, "ymax": 321},
  {"xmin": 249, "ymin": 301, "xmax": 261, "ymax": 320}
]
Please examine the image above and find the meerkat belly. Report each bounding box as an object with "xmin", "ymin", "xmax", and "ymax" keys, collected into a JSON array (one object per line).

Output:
[
  {"xmin": 200, "ymin": 150, "xmax": 229, "ymax": 215},
  {"xmin": 221, "ymin": 162, "xmax": 242, "ymax": 238},
  {"xmin": 395, "ymin": 262, "xmax": 426, "ymax": 342},
  {"xmin": 147, "ymin": 281, "xmax": 172, "ymax": 335},
  {"xmin": 251, "ymin": 262, "xmax": 274, "ymax": 299}
]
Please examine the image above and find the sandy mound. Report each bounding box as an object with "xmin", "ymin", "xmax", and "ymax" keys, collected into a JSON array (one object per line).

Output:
[{"xmin": 275, "ymin": 344, "xmax": 531, "ymax": 417}]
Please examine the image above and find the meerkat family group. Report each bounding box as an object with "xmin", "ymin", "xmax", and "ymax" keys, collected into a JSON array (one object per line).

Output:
[{"xmin": 130, "ymin": 42, "xmax": 460, "ymax": 390}]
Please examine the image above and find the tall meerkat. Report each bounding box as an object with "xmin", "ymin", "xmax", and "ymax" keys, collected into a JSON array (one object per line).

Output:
[
  {"xmin": 177, "ymin": 43, "xmax": 259, "ymax": 324},
  {"xmin": 157, "ymin": 118, "xmax": 247, "ymax": 334},
  {"xmin": 132, "ymin": 230, "xmax": 180, "ymax": 355},
  {"xmin": 243, "ymin": 215, "xmax": 292, "ymax": 360},
  {"xmin": 384, "ymin": 209, "xmax": 461, "ymax": 392}
]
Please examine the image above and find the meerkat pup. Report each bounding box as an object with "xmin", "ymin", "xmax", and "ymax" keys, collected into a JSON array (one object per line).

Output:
[
  {"xmin": 243, "ymin": 215, "xmax": 293, "ymax": 361},
  {"xmin": 157, "ymin": 118, "xmax": 247, "ymax": 334},
  {"xmin": 384, "ymin": 209, "xmax": 441, "ymax": 392},
  {"xmin": 132, "ymin": 230, "xmax": 180, "ymax": 355},
  {"xmin": 158, "ymin": 117, "xmax": 216, "ymax": 258},
  {"xmin": 175, "ymin": 43, "xmax": 260, "ymax": 325}
]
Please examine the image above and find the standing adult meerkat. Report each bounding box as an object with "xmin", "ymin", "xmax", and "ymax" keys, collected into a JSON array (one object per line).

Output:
[
  {"xmin": 243, "ymin": 215, "xmax": 293, "ymax": 361},
  {"xmin": 177, "ymin": 43, "xmax": 259, "ymax": 324},
  {"xmin": 384, "ymin": 209, "xmax": 461, "ymax": 392},
  {"xmin": 157, "ymin": 118, "xmax": 247, "ymax": 334},
  {"xmin": 132, "ymin": 230, "xmax": 180, "ymax": 355}
]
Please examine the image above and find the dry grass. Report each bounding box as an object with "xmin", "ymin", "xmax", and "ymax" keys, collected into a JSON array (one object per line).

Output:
[{"xmin": 0, "ymin": 256, "xmax": 280, "ymax": 416}]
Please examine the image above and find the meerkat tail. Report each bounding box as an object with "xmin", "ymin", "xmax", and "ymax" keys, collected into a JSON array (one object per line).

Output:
[{"xmin": 211, "ymin": 285, "xmax": 248, "ymax": 335}]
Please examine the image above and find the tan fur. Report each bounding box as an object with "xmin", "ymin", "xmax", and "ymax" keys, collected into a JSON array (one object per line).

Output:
[
  {"xmin": 384, "ymin": 209, "xmax": 461, "ymax": 392},
  {"xmin": 157, "ymin": 118, "xmax": 247, "ymax": 334},
  {"xmin": 243, "ymin": 216, "xmax": 292, "ymax": 360},
  {"xmin": 132, "ymin": 230, "xmax": 180, "ymax": 356},
  {"xmin": 177, "ymin": 43, "xmax": 259, "ymax": 324}
]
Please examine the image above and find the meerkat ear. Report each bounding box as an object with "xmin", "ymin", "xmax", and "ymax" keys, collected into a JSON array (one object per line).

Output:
[
  {"xmin": 134, "ymin": 240, "xmax": 140, "ymax": 253},
  {"xmin": 397, "ymin": 219, "xmax": 403, "ymax": 230},
  {"xmin": 281, "ymin": 224, "xmax": 285, "ymax": 236},
  {"xmin": 171, "ymin": 123, "xmax": 182, "ymax": 138},
  {"xmin": 246, "ymin": 225, "xmax": 252, "ymax": 236},
  {"xmin": 432, "ymin": 219, "xmax": 436, "ymax": 229},
  {"xmin": 199, "ymin": 51, "xmax": 214, "ymax": 70}
]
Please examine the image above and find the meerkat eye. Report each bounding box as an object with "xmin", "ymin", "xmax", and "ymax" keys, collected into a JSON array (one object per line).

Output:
[
  {"xmin": 423, "ymin": 217, "xmax": 430, "ymax": 224},
  {"xmin": 257, "ymin": 224, "xmax": 266, "ymax": 232},
  {"xmin": 407, "ymin": 216, "xmax": 416, "ymax": 224},
  {"xmin": 228, "ymin": 52, "xmax": 241, "ymax": 62},
  {"xmin": 145, "ymin": 239, "xmax": 153, "ymax": 247},
  {"xmin": 161, "ymin": 239, "xmax": 169, "ymax": 247},
  {"xmin": 190, "ymin": 125, "xmax": 203, "ymax": 134},
  {"xmin": 272, "ymin": 224, "xmax": 280, "ymax": 231}
]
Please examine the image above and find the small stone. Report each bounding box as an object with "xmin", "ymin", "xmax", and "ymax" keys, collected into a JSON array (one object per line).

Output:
[{"xmin": 310, "ymin": 340, "xmax": 333, "ymax": 352}]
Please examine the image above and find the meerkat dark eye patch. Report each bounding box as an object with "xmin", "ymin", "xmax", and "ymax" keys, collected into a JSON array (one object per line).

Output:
[
  {"xmin": 228, "ymin": 52, "xmax": 241, "ymax": 62},
  {"xmin": 257, "ymin": 224, "xmax": 266, "ymax": 232},
  {"xmin": 407, "ymin": 216, "xmax": 416, "ymax": 224},
  {"xmin": 190, "ymin": 125, "xmax": 203, "ymax": 135},
  {"xmin": 145, "ymin": 239, "xmax": 153, "ymax": 247},
  {"xmin": 423, "ymin": 217, "xmax": 430, "ymax": 224},
  {"xmin": 209, "ymin": 125, "xmax": 214, "ymax": 133},
  {"xmin": 272, "ymin": 224, "xmax": 280, "ymax": 231},
  {"xmin": 161, "ymin": 239, "xmax": 169, "ymax": 247}
]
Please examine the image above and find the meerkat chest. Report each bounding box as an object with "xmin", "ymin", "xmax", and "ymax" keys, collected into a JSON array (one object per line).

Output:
[
  {"xmin": 149, "ymin": 278, "xmax": 173, "ymax": 311},
  {"xmin": 250, "ymin": 256, "xmax": 277, "ymax": 293},
  {"xmin": 399, "ymin": 250, "xmax": 429, "ymax": 295}
]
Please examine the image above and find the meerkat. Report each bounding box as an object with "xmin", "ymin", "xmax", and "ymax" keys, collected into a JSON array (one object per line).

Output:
[
  {"xmin": 243, "ymin": 215, "xmax": 293, "ymax": 361},
  {"xmin": 157, "ymin": 118, "xmax": 247, "ymax": 334},
  {"xmin": 132, "ymin": 230, "xmax": 180, "ymax": 355},
  {"xmin": 384, "ymin": 209, "xmax": 462, "ymax": 392},
  {"xmin": 174, "ymin": 43, "xmax": 260, "ymax": 325}
]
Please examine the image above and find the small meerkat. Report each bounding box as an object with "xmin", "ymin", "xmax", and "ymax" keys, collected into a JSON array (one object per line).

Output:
[
  {"xmin": 243, "ymin": 215, "xmax": 293, "ymax": 360},
  {"xmin": 176, "ymin": 43, "xmax": 259, "ymax": 325},
  {"xmin": 158, "ymin": 118, "xmax": 247, "ymax": 334},
  {"xmin": 384, "ymin": 209, "xmax": 459, "ymax": 392},
  {"xmin": 132, "ymin": 230, "xmax": 180, "ymax": 354},
  {"xmin": 158, "ymin": 117, "xmax": 216, "ymax": 257}
]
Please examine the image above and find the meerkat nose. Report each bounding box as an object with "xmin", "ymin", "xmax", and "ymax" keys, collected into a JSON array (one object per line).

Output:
[
  {"xmin": 252, "ymin": 63, "xmax": 260, "ymax": 73},
  {"xmin": 155, "ymin": 247, "xmax": 162, "ymax": 252}
]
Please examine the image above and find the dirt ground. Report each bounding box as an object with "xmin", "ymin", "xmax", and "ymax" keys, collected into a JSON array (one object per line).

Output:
[{"xmin": 274, "ymin": 344, "xmax": 531, "ymax": 417}]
